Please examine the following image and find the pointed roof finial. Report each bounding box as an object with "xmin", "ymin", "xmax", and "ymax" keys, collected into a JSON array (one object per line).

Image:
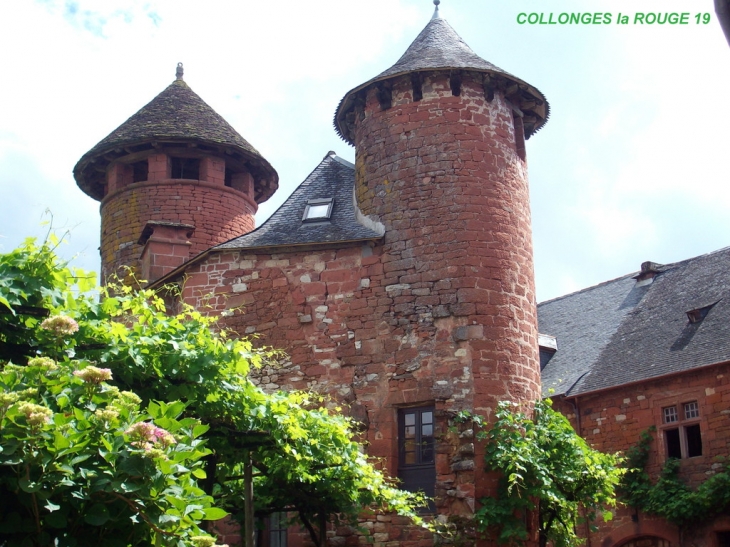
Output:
[
  {"xmin": 176, "ymin": 62, "xmax": 184, "ymax": 81},
  {"xmin": 432, "ymin": 0, "xmax": 440, "ymax": 19}
]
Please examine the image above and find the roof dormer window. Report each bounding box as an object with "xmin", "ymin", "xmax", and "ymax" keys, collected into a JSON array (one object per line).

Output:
[
  {"xmin": 686, "ymin": 302, "xmax": 717, "ymax": 324},
  {"xmin": 303, "ymin": 198, "xmax": 334, "ymax": 222}
]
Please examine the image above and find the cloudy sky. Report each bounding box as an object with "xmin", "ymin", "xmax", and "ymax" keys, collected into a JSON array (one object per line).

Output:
[{"xmin": 1, "ymin": 0, "xmax": 728, "ymax": 302}]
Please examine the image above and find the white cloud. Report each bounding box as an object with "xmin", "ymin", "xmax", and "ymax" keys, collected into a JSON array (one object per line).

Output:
[{"xmin": 1, "ymin": 0, "xmax": 729, "ymax": 301}]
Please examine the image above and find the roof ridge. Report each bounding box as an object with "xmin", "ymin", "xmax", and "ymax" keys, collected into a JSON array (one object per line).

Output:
[
  {"xmin": 538, "ymin": 245, "xmax": 730, "ymax": 307},
  {"xmin": 538, "ymin": 271, "xmax": 637, "ymax": 306}
]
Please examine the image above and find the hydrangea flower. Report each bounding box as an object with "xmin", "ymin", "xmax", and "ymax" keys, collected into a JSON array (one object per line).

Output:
[
  {"xmin": 93, "ymin": 408, "xmax": 120, "ymax": 423},
  {"xmin": 17, "ymin": 402, "xmax": 53, "ymax": 426},
  {"xmin": 0, "ymin": 392, "xmax": 20, "ymax": 409},
  {"xmin": 191, "ymin": 537, "xmax": 227, "ymax": 547},
  {"xmin": 73, "ymin": 366, "xmax": 112, "ymax": 384},
  {"xmin": 125, "ymin": 421, "xmax": 177, "ymax": 457},
  {"xmin": 27, "ymin": 357, "xmax": 58, "ymax": 370},
  {"xmin": 191, "ymin": 537, "xmax": 216, "ymax": 547},
  {"xmin": 112, "ymin": 390, "xmax": 142, "ymax": 411},
  {"xmin": 40, "ymin": 315, "xmax": 79, "ymax": 336}
]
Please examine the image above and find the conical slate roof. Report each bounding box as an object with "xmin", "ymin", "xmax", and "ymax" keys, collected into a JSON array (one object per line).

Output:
[
  {"xmin": 334, "ymin": 13, "xmax": 549, "ymax": 143},
  {"xmin": 74, "ymin": 71, "xmax": 278, "ymax": 202},
  {"xmin": 376, "ymin": 17, "xmax": 508, "ymax": 81}
]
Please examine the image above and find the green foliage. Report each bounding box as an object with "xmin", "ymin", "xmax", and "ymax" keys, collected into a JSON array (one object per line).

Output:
[
  {"xmin": 474, "ymin": 400, "xmax": 623, "ymax": 547},
  {"xmin": 620, "ymin": 428, "xmax": 730, "ymax": 528},
  {"xmin": 0, "ymin": 236, "xmax": 425, "ymax": 546},
  {"xmin": 0, "ymin": 361, "xmax": 215, "ymax": 547}
]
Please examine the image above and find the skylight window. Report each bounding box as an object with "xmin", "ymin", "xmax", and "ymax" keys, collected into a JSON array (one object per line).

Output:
[{"xmin": 302, "ymin": 198, "xmax": 334, "ymax": 222}]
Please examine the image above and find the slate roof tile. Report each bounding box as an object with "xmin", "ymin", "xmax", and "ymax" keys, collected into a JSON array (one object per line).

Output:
[
  {"xmin": 334, "ymin": 15, "xmax": 549, "ymax": 143},
  {"xmin": 216, "ymin": 153, "xmax": 383, "ymax": 250},
  {"xmin": 539, "ymin": 246, "xmax": 730, "ymax": 397},
  {"xmin": 74, "ymin": 76, "xmax": 278, "ymax": 202}
]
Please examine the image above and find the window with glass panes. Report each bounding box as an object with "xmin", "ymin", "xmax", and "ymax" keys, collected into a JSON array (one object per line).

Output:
[
  {"xmin": 398, "ymin": 407, "xmax": 436, "ymax": 501},
  {"xmin": 662, "ymin": 401, "xmax": 702, "ymax": 459}
]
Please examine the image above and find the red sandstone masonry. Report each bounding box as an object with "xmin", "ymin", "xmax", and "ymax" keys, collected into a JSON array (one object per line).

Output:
[
  {"xmin": 100, "ymin": 178, "xmax": 256, "ymax": 283},
  {"xmin": 556, "ymin": 363, "xmax": 730, "ymax": 546},
  {"xmin": 179, "ymin": 71, "xmax": 540, "ymax": 547}
]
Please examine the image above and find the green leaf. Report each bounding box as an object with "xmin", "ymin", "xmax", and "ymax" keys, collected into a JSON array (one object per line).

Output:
[
  {"xmin": 84, "ymin": 503, "xmax": 110, "ymax": 526},
  {"xmin": 55, "ymin": 432, "xmax": 71, "ymax": 451},
  {"xmin": 19, "ymin": 478, "xmax": 42, "ymax": 493},
  {"xmin": 201, "ymin": 507, "xmax": 229, "ymax": 521}
]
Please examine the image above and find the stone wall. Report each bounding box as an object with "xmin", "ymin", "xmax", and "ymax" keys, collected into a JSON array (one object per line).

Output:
[
  {"xmin": 351, "ymin": 71, "xmax": 541, "ymax": 515},
  {"xmin": 180, "ymin": 244, "xmax": 481, "ymax": 522},
  {"xmin": 557, "ymin": 362, "xmax": 730, "ymax": 546},
  {"xmin": 100, "ymin": 178, "xmax": 256, "ymax": 283}
]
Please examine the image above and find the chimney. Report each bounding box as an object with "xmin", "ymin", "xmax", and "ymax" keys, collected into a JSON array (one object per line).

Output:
[
  {"xmin": 633, "ymin": 261, "xmax": 663, "ymax": 286},
  {"xmin": 138, "ymin": 221, "xmax": 195, "ymax": 283}
]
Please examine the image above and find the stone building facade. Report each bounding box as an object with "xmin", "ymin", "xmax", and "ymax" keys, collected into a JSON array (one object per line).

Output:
[
  {"xmin": 73, "ymin": 5, "xmax": 730, "ymax": 547},
  {"xmin": 540, "ymin": 248, "xmax": 730, "ymax": 546}
]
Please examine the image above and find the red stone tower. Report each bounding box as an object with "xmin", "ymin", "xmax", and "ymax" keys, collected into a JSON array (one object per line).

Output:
[
  {"xmin": 333, "ymin": 4, "xmax": 549, "ymax": 537},
  {"xmin": 74, "ymin": 64, "xmax": 278, "ymax": 283}
]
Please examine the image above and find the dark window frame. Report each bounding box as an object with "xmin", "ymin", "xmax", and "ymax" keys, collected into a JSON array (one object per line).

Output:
[
  {"xmin": 255, "ymin": 512, "xmax": 287, "ymax": 547},
  {"xmin": 302, "ymin": 198, "xmax": 334, "ymax": 222},
  {"xmin": 661, "ymin": 400, "xmax": 702, "ymax": 459},
  {"xmin": 398, "ymin": 406, "xmax": 435, "ymax": 468},
  {"xmin": 397, "ymin": 406, "xmax": 436, "ymax": 511}
]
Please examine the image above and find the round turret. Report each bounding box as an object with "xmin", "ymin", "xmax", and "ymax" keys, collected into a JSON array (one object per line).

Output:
[
  {"xmin": 74, "ymin": 64, "xmax": 278, "ymax": 283},
  {"xmin": 334, "ymin": 7, "xmax": 548, "ymax": 531}
]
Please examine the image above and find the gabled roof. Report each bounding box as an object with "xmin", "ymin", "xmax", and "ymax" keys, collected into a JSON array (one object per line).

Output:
[
  {"xmin": 539, "ymin": 246, "xmax": 730, "ymax": 397},
  {"xmin": 334, "ymin": 14, "xmax": 549, "ymax": 144},
  {"xmin": 74, "ymin": 75, "xmax": 278, "ymax": 202},
  {"xmin": 216, "ymin": 152, "xmax": 384, "ymax": 250}
]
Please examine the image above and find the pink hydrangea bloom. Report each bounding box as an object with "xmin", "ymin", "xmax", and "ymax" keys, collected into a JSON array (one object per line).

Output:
[
  {"xmin": 126, "ymin": 422, "xmax": 176, "ymax": 454},
  {"xmin": 40, "ymin": 315, "xmax": 79, "ymax": 336}
]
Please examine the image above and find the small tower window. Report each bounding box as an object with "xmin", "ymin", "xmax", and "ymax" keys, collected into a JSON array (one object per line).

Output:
[
  {"xmin": 513, "ymin": 113, "xmax": 526, "ymax": 161},
  {"xmin": 302, "ymin": 198, "xmax": 334, "ymax": 222},
  {"xmin": 411, "ymin": 73, "xmax": 423, "ymax": 102},
  {"xmin": 449, "ymin": 72, "xmax": 462, "ymax": 96},
  {"xmin": 132, "ymin": 160, "xmax": 148, "ymax": 183},
  {"xmin": 171, "ymin": 157, "xmax": 200, "ymax": 180}
]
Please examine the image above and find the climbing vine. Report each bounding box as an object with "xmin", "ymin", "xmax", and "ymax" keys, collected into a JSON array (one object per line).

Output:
[
  {"xmin": 620, "ymin": 427, "xmax": 730, "ymax": 528},
  {"xmin": 471, "ymin": 399, "xmax": 623, "ymax": 547}
]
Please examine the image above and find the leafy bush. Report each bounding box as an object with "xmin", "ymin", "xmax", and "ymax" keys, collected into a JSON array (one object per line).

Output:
[
  {"xmin": 474, "ymin": 399, "xmax": 623, "ymax": 547},
  {"xmin": 0, "ymin": 236, "xmax": 424, "ymax": 546},
  {"xmin": 0, "ymin": 359, "xmax": 217, "ymax": 547}
]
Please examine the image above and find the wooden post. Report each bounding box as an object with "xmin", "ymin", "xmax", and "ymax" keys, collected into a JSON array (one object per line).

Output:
[
  {"xmin": 244, "ymin": 449, "xmax": 255, "ymax": 547},
  {"xmin": 318, "ymin": 511, "xmax": 327, "ymax": 547}
]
